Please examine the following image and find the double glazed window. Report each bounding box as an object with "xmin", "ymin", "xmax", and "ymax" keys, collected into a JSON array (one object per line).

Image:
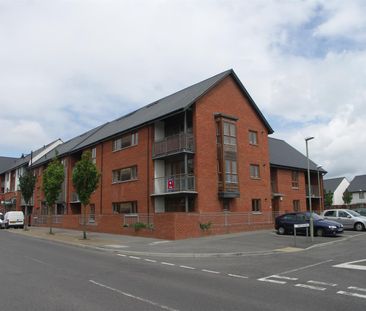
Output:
[
  {"xmin": 112, "ymin": 201, "xmax": 137, "ymax": 214},
  {"xmin": 225, "ymin": 160, "xmax": 238, "ymax": 184},
  {"xmin": 250, "ymin": 164, "xmax": 260, "ymax": 179},
  {"xmin": 252, "ymin": 199, "xmax": 261, "ymax": 212},
  {"xmin": 112, "ymin": 166, "xmax": 137, "ymax": 183},
  {"xmin": 249, "ymin": 130, "xmax": 258, "ymax": 145},
  {"xmin": 223, "ymin": 122, "xmax": 237, "ymax": 146},
  {"xmin": 293, "ymin": 200, "xmax": 300, "ymax": 212},
  {"xmin": 113, "ymin": 132, "xmax": 138, "ymax": 151},
  {"xmin": 292, "ymin": 171, "xmax": 299, "ymax": 188}
]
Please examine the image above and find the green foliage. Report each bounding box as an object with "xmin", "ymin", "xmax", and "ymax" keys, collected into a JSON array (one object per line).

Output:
[
  {"xmin": 132, "ymin": 222, "xmax": 147, "ymax": 231},
  {"xmin": 19, "ymin": 168, "xmax": 36, "ymax": 205},
  {"xmin": 324, "ymin": 190, "xmax": 334, "ymax": 207},
  {"xmin": 72, "ymin": 151, "xmax": 100, "ymax": 206},
  {"xmin": 72, "ymin": 151, "xmax": 100, "ymax": 239},
  {"xmin": 343, "ymin": 190, "xmax": 352, "ymax": 205},
  {"xmin": 43, "ymin": 158, "xmax": 65, "ymax": 209},
  {"xmin": 199, "ymin": 221, "xmax": 212, "ymax": 231}
]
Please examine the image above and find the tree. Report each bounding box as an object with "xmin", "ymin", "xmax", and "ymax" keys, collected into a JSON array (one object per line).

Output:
[
  {"xmin": 343, "ymin": 190, "xmax": 352, "ymax": 208},
  {"xmin": 19, "ymin": 168, "xmax": 36, "ymax": 230},
  {"xmin": 324, "ymin": 190, "xmax": 334, "ymax": 208},
  {"xmin": 43, "ymin": 157, "xmax": 65, "ymax": 234},
  {"xmin": 72, "ymin": 151, "xmax": 100, "ymax": 239}
]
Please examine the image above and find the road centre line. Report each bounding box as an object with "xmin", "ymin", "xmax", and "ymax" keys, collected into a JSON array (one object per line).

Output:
[
  {"xmin": 24, "ymin": 256, "xmax": 48, "ymax": 265},
  {"xmin": 202, "ymin": 269, "xmax": 220, "ymax": 274},
  {"xmin": 144, "ymin": 259, "xmax": 157, "ymax": 263},
  {"xmin": 228, "ymin": 274, "xmax": 248, "ymax": 279},
  {"xmin": 89, "ymin": 280, "xmax": 180, "ymax": 311},
  {"xmin": 129, "ymin": 256, "xmax": 141, "ymax": 260},
  {"xmin": 271, "ymin": 275, "xmax": 298, "ymax": 281},
  {"xmin": 277, "ymin": 259, "xmax": 333, "ymax": 275},
  {"xmin": 307, "ymin": 280, "xmax": 337, "ymax": 287},
  {"xmin": 161, "ymin": 262, "xmax": 175, "ymax": 266},
  {"xmin": 337, "ymin": 291, "xmax": 366, "ymax": 299},
  {"xmin": 295, "ymin": 284, "xmax": 327, "ymax": 291},
  {"xmin": 179, "ymin": 265, "xmax": 195, "ymax": 270},
  {"xmin": 117, "ymin": 254, "xmax": 126, "ymax": 257},
  {"xmin": 257, "ymin": 276, "xmax": 286, "ymax": 285}
]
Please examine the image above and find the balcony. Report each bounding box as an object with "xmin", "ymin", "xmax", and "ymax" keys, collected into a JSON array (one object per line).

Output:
[
  {"xmin": 306, "ymin": 185, "xmax": 321, "ymax": 198},
  {"xmin": 70, "ymin": 192, "xmax": 80, "ymax": 203},
  {"xmin": 152, "ymin": 174, "xmax": 196, "ymax": 195},
  {"xmin": 153, "ymin": 133, "xmax": 194, "ymax": 159}
]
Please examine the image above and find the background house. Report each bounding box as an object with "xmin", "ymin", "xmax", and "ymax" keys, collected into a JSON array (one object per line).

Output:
[
  {"xmin": 323, "ymin": 177, "xmax": 350, "ymax": 207},
  {"xmin": 347, "ymin": 175, "xmax": 366, "ymax": 208}
]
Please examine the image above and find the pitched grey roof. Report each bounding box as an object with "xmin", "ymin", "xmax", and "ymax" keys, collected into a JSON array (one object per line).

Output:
[
  {"xmin": 269, "ymin": 137, "xmax": 325, "ymax": 173},
  {"xmin": 31, "ymin": 69, "xmax": 273, "ymax": 167},
  {"xmin": 324, "ymin": 177, "xmax": 345, "ymax": 193},
  {"xmin": 1, "ymin": 139, "xmax": 62, "ymax": 173},
  {"xmin": 0, "ymin": 156, "xmax": 18, "ymax": 174},
  {"xmin": 348, "ymin": 175, "xmax": 366, "ymax": 192}
]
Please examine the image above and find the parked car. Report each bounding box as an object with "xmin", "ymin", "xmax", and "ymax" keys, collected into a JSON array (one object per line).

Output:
[
  {"xmin": 321, "ymin": 209, "xmax": 366, "ymax": 231},
  {"xmin": 353, "ymin": 207, "xmax": 366, "ymax": 217},
  {"xmin": 0, "ymin": 213, "xmax": 4, "ymax": 229},
  {"xmin": 275, "ymin": 212, "xmax": 344, "ymax": 236},
  {"xmin": 3, "ymin": 211, "xmax": 24, "ymax": 229}
]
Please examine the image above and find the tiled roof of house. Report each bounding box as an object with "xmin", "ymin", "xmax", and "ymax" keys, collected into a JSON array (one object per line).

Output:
[
  {"xmin": 31, "ymin": 69, "xmax": 273, "ymax": 167},
  {"xmin": 348, "ymin": 175, "xmax": 366, "ymax": 192},
  {"xmin": 0, "ymin": 156, "xmax": 18, "ymax": 174},
  {"xmin": 323, "ymin": 177, "xmax": 346, "ymax": 193},
  {"xmin": 268, "ymin": 137, "xmax": 325, "ymax": 173}
]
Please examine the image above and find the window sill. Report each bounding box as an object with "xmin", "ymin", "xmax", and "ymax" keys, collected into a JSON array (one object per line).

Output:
[
  {"xmin": 250, "ymin": 177, "xmax": 261, "ymax": 180},
  {"xmin": 251, "ymin": 211, "xmax": 262, "ymax": 215},
  {"xmin": 249, "ymin": 143, "xmax": 258, "ymax": 146},
  {"xmin": 112, "ymin": 179, "xmax": 138, "ymax": 185}
]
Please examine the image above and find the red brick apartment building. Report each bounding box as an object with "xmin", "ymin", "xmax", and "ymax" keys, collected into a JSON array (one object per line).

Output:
[{"xmin": 0, "ymin": 70, "xmax": 325, "ymax": 239}]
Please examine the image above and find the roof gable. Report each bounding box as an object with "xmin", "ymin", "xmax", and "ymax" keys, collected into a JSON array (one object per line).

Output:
[
  {"xmin": 324, "ymin": 177, "xmax": 346, "ymax": 193},
  {"xmin": 348, "ymin": 175, "xmax": 366, "ymax": 192}
]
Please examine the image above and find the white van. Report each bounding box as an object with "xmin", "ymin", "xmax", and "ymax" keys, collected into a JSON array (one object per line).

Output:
[{"xmin": 4, "ymin": 211, "xmax": 24, "ymax": 229}]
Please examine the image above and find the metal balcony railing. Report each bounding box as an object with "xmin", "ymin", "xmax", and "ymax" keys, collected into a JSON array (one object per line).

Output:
[
  {"xmin": 153, "ymin": 174, "xmax": 196, "ymax": 195},
  {"xmin": 153, "ymin": 133, "xmax": 194, "ymax": 158},
  {"xmin": 306, "ymin": 185, "xmax": 321, "ymax": 197}
]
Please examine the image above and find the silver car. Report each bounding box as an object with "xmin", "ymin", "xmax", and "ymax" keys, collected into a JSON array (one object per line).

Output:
[{"xmin": 321, "ymin": 209, "xmax": 366, "ymax": 231}]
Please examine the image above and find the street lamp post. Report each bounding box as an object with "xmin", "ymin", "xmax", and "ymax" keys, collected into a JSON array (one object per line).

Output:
[
  {"xmin": 305, "ymin": 136, "xmax": 314, "ymax": 242},
  {"xmin": 317, "ymin": 165, "xmax": 322, "ymax": 212}
]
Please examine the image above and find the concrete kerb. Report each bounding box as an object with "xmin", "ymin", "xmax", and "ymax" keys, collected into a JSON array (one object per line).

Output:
[{"xmin": 5, "ymin": 228, "xmax": 364, "ymax": 258}]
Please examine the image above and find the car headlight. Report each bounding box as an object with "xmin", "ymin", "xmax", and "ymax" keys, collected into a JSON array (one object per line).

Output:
[{"xmin": 328, "ymin": 225, "xmax": 337, "ymax": 229}]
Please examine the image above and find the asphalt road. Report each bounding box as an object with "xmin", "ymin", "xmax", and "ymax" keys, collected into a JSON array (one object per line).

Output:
[{"xmin": 1, "ymin": 230, "xmax": 366, "ymax": 310}]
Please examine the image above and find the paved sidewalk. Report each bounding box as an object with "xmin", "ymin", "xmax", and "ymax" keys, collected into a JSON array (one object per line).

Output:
[{"xmin": 5, "ymin": 226, "xmax": 354, "ymax": 258}]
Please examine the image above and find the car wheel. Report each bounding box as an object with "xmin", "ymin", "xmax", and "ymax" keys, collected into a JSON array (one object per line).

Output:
[
  {"xmin": 316, "ymin": 228, "xmax": 324, "ymax": 237},
  {"xmin": 354, "ymin": 222, "xmax": 365, "ymax": 231},
  {"xmin": 278, "ymin": 227, "xmax": 286, "ymax": 235}
]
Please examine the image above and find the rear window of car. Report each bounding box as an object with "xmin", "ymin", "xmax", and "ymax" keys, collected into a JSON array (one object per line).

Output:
[
  {"xmin": 324, "ymin": 211, "xmax": 336, "ymax": 217},
  {"xmin": 282, "ymin": 214, "xmax": 296, "ymax": 221}
]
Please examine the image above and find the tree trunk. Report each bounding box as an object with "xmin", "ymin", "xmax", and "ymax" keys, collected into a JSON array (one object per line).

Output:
[
  {"xmin": 83, "ymin": 204, "xmax": 87, "ymax": 240},
  {"xmin": 24, "ymin": 203, "xmax": 28, "ymax": 231},
  {"xmin": 49, "ymin": 205, "xmax": 53, "ymax": 235}
]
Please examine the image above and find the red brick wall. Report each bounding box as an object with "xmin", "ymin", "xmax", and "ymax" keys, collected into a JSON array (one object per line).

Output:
[{"xmin": 194, "ymin": 76, "xmax": 271, "ymax": 213}]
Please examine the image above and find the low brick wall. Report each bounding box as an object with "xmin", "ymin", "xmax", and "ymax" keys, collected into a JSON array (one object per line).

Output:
[{"xmin": 33, "ymin": 212, "xmax": 275, "ymax": 240}]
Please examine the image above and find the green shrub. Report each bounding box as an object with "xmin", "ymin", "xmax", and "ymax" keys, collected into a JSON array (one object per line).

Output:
[{"xmin": 199, "ymin": 221, "xmax": 212, "ymax": 231}]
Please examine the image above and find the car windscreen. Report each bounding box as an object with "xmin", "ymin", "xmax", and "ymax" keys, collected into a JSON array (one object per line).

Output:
[
  {"xmin": 348, "ymin": 210, "xmax": 361, "ymax": 217},
  {"xmin": 0, "ymin": 214, "xmax": 3, "ymax": 221}
]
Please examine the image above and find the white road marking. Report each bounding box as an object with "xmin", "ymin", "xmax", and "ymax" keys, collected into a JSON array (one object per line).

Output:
[
  {"xmin": 337, "ymin": 291, "xmax": 366, "ymax": 299},
  {"xmin": 295, "ymin": 284, "xmax": 327, "ymax": 291},
  {"xmin": 333, "ymin": 259, "xmax": 366, "ymax": 271},
  {"xmin": 258, "ymin": 276, "xmax": 287, "ymax": 285},
  {"xmin": 271, "ymin": 275, "xmax": 298, "ymax": 281},
  {"xmin": 25, "ymin": 256, "xmax": 48, "ymax": 265},
  {"xmin": 202, "ymin": 269, "xmax": 220, "ymax": 274},
  {"xmin": 228, "ymin": 273, "xmax": 248, "ymax": 279},
  {"xmin": 179, "ymin": 265, "xmax": 195, "ymax": 270},
  {"xmin": 307, "ymin": 280, "xmax": 337, "ymax": 287},
  {"xmin": 129, "ymin": 256, "xmax": 141, "ymax": 260},
  {"xmin": 144, "ymin": 259, "xmax": 157, "ymax": 263},
  {"xmin": 277, "ymin": 259, "xmax": 333, "ymax": 275},
  {"xmin": 161, "ymin": 262, "xmax": 175, "ymax": 266},
  {"xmin": 117, "ymin": 254, "xmax": 127, "ymax": 257},
  {"xmin": 89, "ymin": 280, "xmax": 180, "ymax": 311},
  {"xmin": 348, "ymin": 286, "xmax": 366, "ymax": 292}
]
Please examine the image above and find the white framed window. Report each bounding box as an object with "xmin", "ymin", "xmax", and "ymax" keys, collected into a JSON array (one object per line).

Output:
[
  {"xmin": 250, "ymin": 164, "xmax": 260, "ymax": 179},
  {"xmin": 112, "ymin": 201, "xmax": 137, "ymax": 214},
  {"xmin": 112, "ymin": 132, "xmax": 138, "ymax": 151},
  {"xmin": 249, "ymin": 130, "xmax": 258, "ymax": 145},
  {"xmin": 292, "ymin": 171, "xmax": 299, "ymax": 188},
  {"xmin": 91, "ymin": 147, "xmax": 96, "ymax": 164},
  {"xmin": 359, "ymin": 192, "xmax": 365, "ymax": 199},
  {"xmin": 252, "ymin": 199, "xmax": 261, "ymax": 212},
  {"xmin": 112, "ymin": 166, "xmax": 137, "ymax": 183}
]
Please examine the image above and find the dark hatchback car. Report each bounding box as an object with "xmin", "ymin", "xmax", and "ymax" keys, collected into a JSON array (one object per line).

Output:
[{"xmin": 275, "ymin": 212, "xmax": 344, "ymax": 236}]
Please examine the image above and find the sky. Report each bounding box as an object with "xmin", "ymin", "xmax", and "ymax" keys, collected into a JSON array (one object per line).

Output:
[{"xmin": 0, "ymin": 0, "xmax": 365, "ymax": 180}]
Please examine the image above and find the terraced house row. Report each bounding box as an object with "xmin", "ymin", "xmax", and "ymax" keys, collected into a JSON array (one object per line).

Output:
[{"xmin": 0, "ymin": 70, "xmax": 325, "ymax": 239}]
